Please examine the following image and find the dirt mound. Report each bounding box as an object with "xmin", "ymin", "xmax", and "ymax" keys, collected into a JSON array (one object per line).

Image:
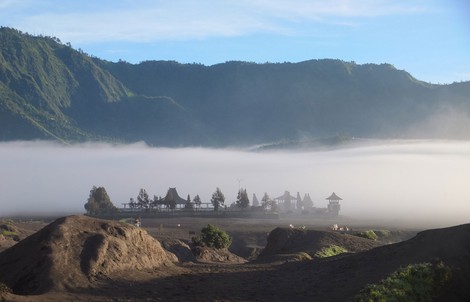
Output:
[
  {"xmin": 193, "ymin": 246, "xmax": 248, "ymax": 263},
  {"xmin": 354, "ymin": 223, "xmax": 470, "ymax": 301},
  {"xmin": 270, "ymin": 223, "xmax": 470, "ymax": 301},
  {"xmin": 0, "ymin": 215, "xmax": 177, "ymax": 295},
  {"xmin": 161, "ymin": 238, "xmax": 195, "ymax": 262},
  {"xmin": 258, "ymin": 227, "xmax": 380, "ymax": 261},
  {"xmin": 229, "ymin": 231, "xmax": 267, "ymax": 260}
]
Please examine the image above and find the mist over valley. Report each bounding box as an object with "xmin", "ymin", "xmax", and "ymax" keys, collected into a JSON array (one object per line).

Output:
[{"xmin": 1, "ymin": 140, "xmax": 468, "ymax": 228}]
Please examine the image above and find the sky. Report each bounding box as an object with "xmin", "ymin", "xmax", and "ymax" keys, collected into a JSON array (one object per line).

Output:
[
  {"xmin": 1, "ymin": 140, "xmax": 469, "ymax": 228},
  {"xmin": 0, "ymin": 0, "xmax": 469, "ymax": 84}
]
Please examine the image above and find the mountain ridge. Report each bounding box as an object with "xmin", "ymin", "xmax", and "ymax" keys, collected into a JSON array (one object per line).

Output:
[{"xmin": 1, "ymin": 27, "xmax": 469, "ymax": 146}]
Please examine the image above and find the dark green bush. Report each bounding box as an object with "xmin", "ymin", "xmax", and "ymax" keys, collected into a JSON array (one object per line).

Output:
[
  {"xmin": 354, "ymin": 230, "xmax": 378, "ymax": 241},
  {"xmin": 191, "ymin": 235, "xmax": 203, "ymax": 246},
  {"xmin": 314, "ymin": 245, "xmax": 347, "ymax": 258},
  {"xmin": 352, "ymin": 261, "xmax": 452, "ymax": 302},
  {"xmin": 374, "ymin": 229, "xmax": 391, "ymax": 238},
  {"xmin": 192, "ymin": 224, "xmax": 232, "ymax": 249},
  {"xmin": 1, "ymin": 230, "xmax": 18, "ymax": 236}
]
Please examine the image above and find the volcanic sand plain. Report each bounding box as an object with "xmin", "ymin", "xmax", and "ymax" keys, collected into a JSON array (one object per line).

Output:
[{"xmin": 0, "ymin": 215, "xmax": 469, "ymax": 301}]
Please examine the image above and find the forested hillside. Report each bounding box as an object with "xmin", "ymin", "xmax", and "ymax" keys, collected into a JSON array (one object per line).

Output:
[{"xmin": 1, "ymin": 27, "xmax": 469, "ymax": 146}]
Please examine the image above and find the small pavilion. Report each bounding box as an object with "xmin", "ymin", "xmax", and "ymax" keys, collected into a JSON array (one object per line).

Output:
[
  {"xmin": 275, "ymin": 191, "xmax": 297, "ymax": 210},
  {"xmin": 163, "ymin": 188, "xmax": 187, "ymax": 209},
  {"xmin": 326, "ymin": 192, "xmax": 342, "ymax": 216}
]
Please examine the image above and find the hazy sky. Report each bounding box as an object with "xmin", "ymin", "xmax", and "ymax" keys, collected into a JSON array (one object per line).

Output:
[
  {"xmin": 1, "ymin": 140, "xmax": 469, "ymax": 227},
  {"xmin": 0, "ymin": 0, "xmax": 469, "ymax": 84}
]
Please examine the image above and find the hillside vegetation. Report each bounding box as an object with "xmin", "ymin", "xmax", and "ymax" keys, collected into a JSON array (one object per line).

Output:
[{"xmin": 1, "ymin": 27, "xmax": 469, "ymax": 146}]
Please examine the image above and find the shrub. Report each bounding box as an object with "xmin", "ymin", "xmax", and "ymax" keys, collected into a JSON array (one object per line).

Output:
[
  {"xmin": 1, "ymin": 230, "xmax": 18, "ymax": 236},
  {"xmin": 191, "ymin": 235, "xmax": 203, "ymax": 246},
  {"xmin": 374, "ymin": 229, "xmax": 391, "ymax": 238},
  {"xmin": 354, "ymin": 230, "xmax": 378, "ymax": 241},
  {"xmin": 352, "ymin": 261, "xmax": 452, "ymax": 302},
  {"xmin": 193, "ymin": 224, "xmax": 232, "ymax": 249},
  {"xmin": 314, "ymin": 245, "xmax": 348, "ymax": 258}
]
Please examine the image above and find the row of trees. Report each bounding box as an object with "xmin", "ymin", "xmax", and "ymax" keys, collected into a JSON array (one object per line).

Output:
[
  {"xmin": 126, "ymin": 188, "xmax": 203, "ymax": 211},
  {"xmin": 84, "ymin": 186, "xmax": 288, "ymax": 215},
  {"xmin": 126, "ymin": 187, "xmax": 245, "ymax": 212}
]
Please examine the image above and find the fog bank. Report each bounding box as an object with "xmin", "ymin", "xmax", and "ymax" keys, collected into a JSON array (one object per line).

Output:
[{"xmin": 0, "ymin": 140, "xmax": 469, "ymax": 227}]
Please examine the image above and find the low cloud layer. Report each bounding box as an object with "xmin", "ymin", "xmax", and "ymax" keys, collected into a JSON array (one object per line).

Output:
[{"xmin": 0, "ymin": 140, "xmax": 469, "ymax": 227}]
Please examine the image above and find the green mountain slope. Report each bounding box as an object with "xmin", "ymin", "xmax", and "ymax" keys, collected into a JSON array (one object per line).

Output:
[
  {"xmin": 0, "ymin": 27, "xmax": 199, "ymax": 144},
  {"xmin": 0, "ymin": 27, "xmax": 128, "ymax": 141},
  {"xmin": 1, "ymin": 27, "xmax": 469, "ymax": 146},
  {"xmin": 106, "ymin": 59, "xmax": 470, "ymax": 144}
]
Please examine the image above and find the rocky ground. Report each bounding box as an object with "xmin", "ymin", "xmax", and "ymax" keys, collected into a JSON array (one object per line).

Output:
[{"xmin": 0, "ymin": 215, "xmax": 469, "ymax": 301}]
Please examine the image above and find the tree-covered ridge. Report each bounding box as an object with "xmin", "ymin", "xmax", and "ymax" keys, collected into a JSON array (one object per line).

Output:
[
  {"xmin": 0, "ymin": 27, "xmax": 129, "ymax": 108},
  {"xmin": 1, "ymin": 27, "xmax": 469, "ymax": 146},
  {"xmin": 103, "ymin": 59, "xmax": 470, "ymax": 145},
  {"xmin": 0, "ymin": 27, "xmax": 133, "ymax": 141}
]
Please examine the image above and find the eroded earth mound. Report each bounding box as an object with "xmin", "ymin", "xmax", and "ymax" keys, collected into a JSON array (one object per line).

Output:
[
  {"xmin": 258, "ymin": 227, "xmax": 380, "ymax": 261},
  {"xmin": 161, "ymin": 238, "xmax": 195, "ymax": 262},
  {"xmin": 0, "ymin": 215, "xmax": 177, "ymax": 295},
  {"xmin": 193, "ymin": 246, "xmax": 247, "ymax": 263},
  {"xmin": 272, "ymin": 223, "xmax": 470, "ymax": 301}
]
